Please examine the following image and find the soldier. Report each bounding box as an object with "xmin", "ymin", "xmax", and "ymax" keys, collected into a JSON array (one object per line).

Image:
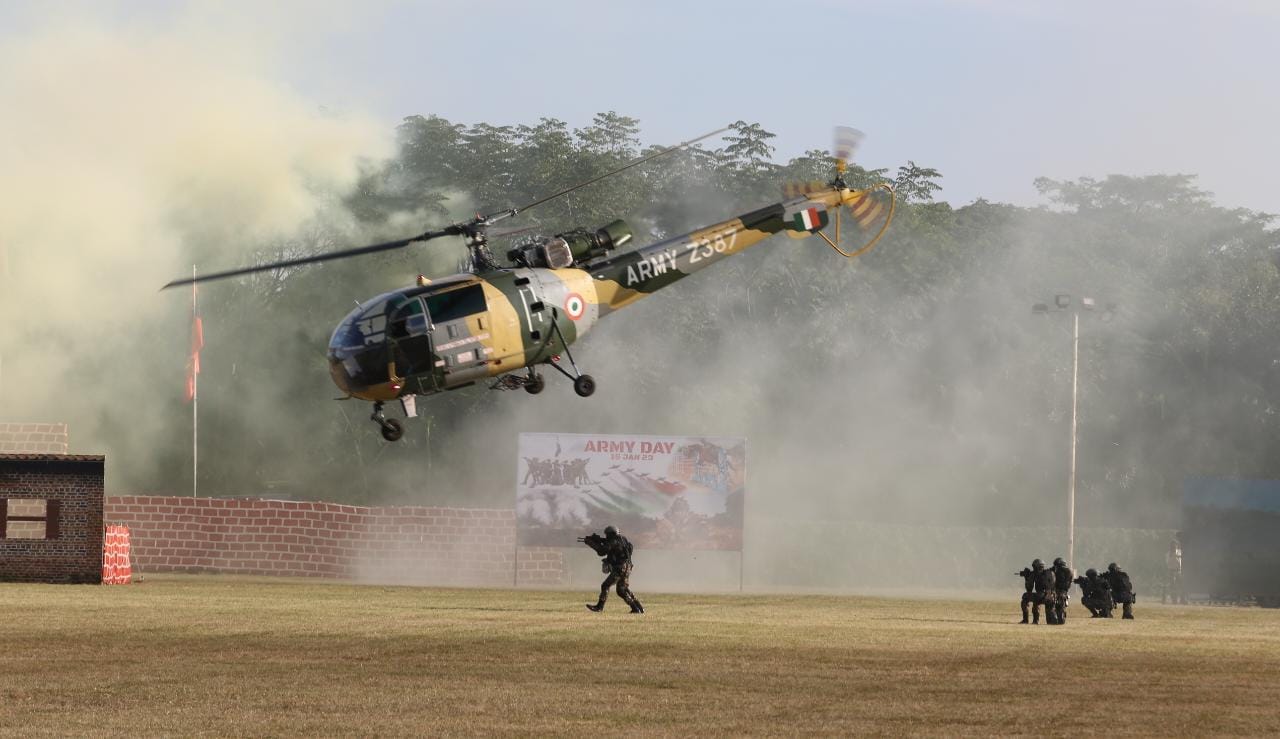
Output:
[
  {"xmin": 1165, "ymin": 531, "xmax": 1185, "ymax": 605},
  {"xmin": 580, "ymin": 525, "xmax": 644, "ymax": 614},
  {"xmin": 1017, "ymin": 562, "xmax": 1037, "ymax": 624},
  {"xmin": 1038, "ymin": 560, "xmax": 1061, "ymax": 624},
  {"xmin": 1104, "ymin": 562, "xmax": 1136, "ymax": 619},
  {"xmin": 1017, "ymin": 559, "xmax": 1054, "ymax": 624},
  {"xmin": 1074, "ymin": 568, "xmax": 1114, "ymax": 618},
  {"xmin": 1050, "ymin": 557, "xmax": 1073, "ymax": 624}
]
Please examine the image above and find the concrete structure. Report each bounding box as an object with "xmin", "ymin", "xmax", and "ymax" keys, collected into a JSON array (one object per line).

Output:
[{"xmin": 0, "ymin": 454, "xmax": 105, "ymax": 583}]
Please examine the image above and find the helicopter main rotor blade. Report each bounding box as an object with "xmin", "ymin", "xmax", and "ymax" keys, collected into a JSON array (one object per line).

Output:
[
  {"xmin": 161, "ymin": 227, "xmax": 458, "ymax": 289},
  {"xmin": 163, "ymin": 124, "xmax": 730, "ymax": 290},
  {"xmin": 494, "ymin": 125, "xmax": 731, "ymax": 220}
]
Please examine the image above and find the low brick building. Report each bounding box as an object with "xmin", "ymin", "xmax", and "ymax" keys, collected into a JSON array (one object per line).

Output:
[{"xmin": 0, "ymin": 454, "xmax": 105, "ymax": 583}]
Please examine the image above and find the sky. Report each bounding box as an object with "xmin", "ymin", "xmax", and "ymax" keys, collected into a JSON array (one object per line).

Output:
[{"xmin": 1, "ymin": 0, "xmax": 1277, "ymax": 213}]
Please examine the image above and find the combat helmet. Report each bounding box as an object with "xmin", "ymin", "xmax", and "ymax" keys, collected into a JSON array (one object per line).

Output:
[
  {"xmin": 1053, "ymin": 557, "xmax": 1066, "ymax": 567},
  {"xmin": 1031, "ymin": 558, "xmax": 1044, "ymax": 569},
  {"xmin": 1085, "ymin": 568, "xmax": 1098, "ymax": 578},
  {"xmin": 1107, "ymin": 562, "xmax": 1119, "ymax": 572},
  {"xmin": 604, "ymin": 525, "xmax": 618, "ymax": 538}
]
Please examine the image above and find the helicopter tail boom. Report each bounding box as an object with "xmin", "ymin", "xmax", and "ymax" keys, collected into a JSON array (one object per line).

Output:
[{"xmin": 585, "ymin": 184, "xmax": 893, "ymax": 315}]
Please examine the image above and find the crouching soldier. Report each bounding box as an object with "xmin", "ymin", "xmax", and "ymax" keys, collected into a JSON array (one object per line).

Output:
[
  {"xmin": 579, "ymin": 526, "xmax": 644, "ymax": 614},
  {"xmin": 1104, "ymin": 562, "xmax": 1135, "ymax": 619},
  {"xmin": 1017, "ymin": 559, "xmax": 1054, "ymax": 624},
  {"xmin": 1074, "ymin": 568, "xmax": 1114, "ymax": 618}
]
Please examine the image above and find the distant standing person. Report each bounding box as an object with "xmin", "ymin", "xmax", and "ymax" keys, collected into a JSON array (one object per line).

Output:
[
  {"xmin": 1104, "ymin": 562, "xmax": 1136, "ymax": 619},
  {"xmin": 1165, "ymin": 532, "xmax": 1185, "ymax": 605},
  {"xmin": 579, "ymin": 525, "xmax": 644, "ymax": 614}
]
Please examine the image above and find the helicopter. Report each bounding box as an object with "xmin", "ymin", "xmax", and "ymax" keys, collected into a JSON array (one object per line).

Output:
[{"xmin": 165, "ymin": 126, "xmax": 896, "ymax": 441}]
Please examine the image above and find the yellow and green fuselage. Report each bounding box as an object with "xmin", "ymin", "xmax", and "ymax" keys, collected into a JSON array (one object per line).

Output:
[{"xmin": 328, "ymin": 185, "xmax": 882, "ymax": 401}]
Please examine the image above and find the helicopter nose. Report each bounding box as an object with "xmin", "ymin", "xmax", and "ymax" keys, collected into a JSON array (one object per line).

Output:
[{"xmin": 329, "ymin": 357, "xmax": 356, "ymax": 395}]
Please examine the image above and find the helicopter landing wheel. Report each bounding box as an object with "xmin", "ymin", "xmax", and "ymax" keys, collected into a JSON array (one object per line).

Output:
[
  {"xmin": 380, "ymin": 418, "xmax": 404, "ymax": 442},
  {"xmin": 573, "ymin": 374, "xmax": 596, "ymax": 398},
  {"xmin": 524, "ymin": 373, "xmax": 545, "ymax": 395}
]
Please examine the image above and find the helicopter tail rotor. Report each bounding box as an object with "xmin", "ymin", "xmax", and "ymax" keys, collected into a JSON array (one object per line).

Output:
[{"xmin": 779, "ymin": 126, "xmax": 896, "ymax": 258}]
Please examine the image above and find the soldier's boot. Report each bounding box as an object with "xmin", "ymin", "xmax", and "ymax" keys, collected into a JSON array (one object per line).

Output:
[
  {"xmin": 586, "ymin": 603, "xmax": 604, "ymax": 612},
  {"xmin": 1032, "ymin": 608, "xmax": 1040, "ymax": 625},
  {"xmin": 1122, "ymin": 603, "xmax": 1134, "ymax": 620}
]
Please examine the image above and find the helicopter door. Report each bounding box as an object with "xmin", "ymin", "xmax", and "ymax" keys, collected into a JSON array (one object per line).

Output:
[
  {"xmin": 423, "ymin": 283, "xmax": 491, "ymax": 388},
  {"xmin": 515, "ymin": 272, "xmax": 553, "ymax": 361},
  {"xmin": 387, "ymin": 296, "xmax": 439, "ymax": 393}
]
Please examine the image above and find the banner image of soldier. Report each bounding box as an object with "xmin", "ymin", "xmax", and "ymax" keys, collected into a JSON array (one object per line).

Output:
[{"xmin": 516, "ymin": 433, "xmax": 745, "ymax": 551}]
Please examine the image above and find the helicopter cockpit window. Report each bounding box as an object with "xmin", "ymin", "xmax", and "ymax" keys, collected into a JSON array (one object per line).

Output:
[
  {"xmin": 388, "ymin": 297, "xmax": 429, "ymax": 340},
  {"xmin": 424, "ymin": 284, "xmax": 486, "ymax": 325},
  {"xmin": 329, "ymin": 291, "xmax": 398, "ymax": 356}
]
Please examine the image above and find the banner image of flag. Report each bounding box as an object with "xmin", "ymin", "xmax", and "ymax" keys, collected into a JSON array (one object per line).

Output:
[
  {"xmin": 791, "ymin": 206, "xmax": 829, "ymax": 232},
  {"xmin": 185, "ymin": 284, "xmax": 203, "ymax": 403}
]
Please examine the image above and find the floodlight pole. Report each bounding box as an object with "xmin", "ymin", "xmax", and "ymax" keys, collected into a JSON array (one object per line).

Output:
[{"xmin": 1068, "ymin": 312, "xmax": 1079, "ymax": 572}]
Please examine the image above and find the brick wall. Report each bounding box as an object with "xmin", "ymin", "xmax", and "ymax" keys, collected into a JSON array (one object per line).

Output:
[
  {"xmin": 104, "ymin": 497, "xmax": 564, "ymax": 587},
  {"xmin": 0, "ymin": 455, "xmax": 105, "ymax": 583},
  {"xmin": 0, "ymin": 423, "xmax": 70, "ymax": 454}
]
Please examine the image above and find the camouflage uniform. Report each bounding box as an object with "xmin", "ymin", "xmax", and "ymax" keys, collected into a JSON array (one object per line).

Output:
[
  {"xmin": 584, "ymin": 527, "xmax": 643, "ymax": 614},
  {"xmin": 1038, "ymin": 567, "xmax": 1061, "ymax": 625},
  {"xmin": 1074, "ymin": 569, "xmax": 1114, "ymax": 618},
  {"xmin": 1104, "ymin": 563, "xmax": 1135, "ymax": 619},
  {"xmin": 1018, "ymin": 567, "xmax": 1038, "ymax": 624},
  {"xmin": 1051, "ymin": 558, "xmax": 1073, "ymax": 625},
  {"xmin": 1019, "ymin": 559, "xmax": 1054, "ymax": 624}
]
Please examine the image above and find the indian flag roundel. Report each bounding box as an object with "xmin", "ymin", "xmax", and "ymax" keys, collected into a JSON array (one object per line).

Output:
[{"xmin": 564, "ymin": 292, "xmax": 585, "ymax": 320}]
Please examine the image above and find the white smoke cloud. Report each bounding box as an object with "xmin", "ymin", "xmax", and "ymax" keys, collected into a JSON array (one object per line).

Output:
[{"xmin": 0, "ymin": 6, "xmax": 390, "ymax": 455}]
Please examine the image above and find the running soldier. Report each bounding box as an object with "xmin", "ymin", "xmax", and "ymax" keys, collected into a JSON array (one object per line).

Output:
[
  {"xmin": 580, "ymin": 525, "xmax": 644, "ymax": 614},
  {"xmin": 1104, "ymin": 562, "xmax": 1135, "ymax": 619},
  {"xmin": 1073, "ymin": 568, "xmax": 1114, "ymax": 618},
  {"xmin": 1051, "ymin": 557, "xmax": 1073, "ymax": 624}
]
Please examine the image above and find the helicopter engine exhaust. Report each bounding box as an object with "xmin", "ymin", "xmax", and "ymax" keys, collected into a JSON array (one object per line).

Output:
[{"xmin": 507, "ymin": 219, "xmax": 634, "ymax": 270}]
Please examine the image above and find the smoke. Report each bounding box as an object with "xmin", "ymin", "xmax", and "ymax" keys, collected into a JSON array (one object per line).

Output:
[{"xmin": 0, "ymin": 7, "xmax": 390, "ymax": 479}]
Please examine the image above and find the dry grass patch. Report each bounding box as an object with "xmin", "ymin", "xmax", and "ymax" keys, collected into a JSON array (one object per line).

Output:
[{"xmin": 2, "ymin": 576, "xmax": 1279, "ymax": 736}]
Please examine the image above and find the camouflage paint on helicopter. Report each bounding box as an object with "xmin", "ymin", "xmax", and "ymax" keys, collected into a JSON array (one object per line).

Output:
[
  {"xmin": 170, "ymin": 126, "xmax": 895, "ymax": 440},
  {"xmin": 326, "ymin": 184, "xmax": 892, "ymax": 414}
]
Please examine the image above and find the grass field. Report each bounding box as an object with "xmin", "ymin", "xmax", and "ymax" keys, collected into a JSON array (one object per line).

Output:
[{"xmin": 2, "ymin": 576, "xmax": 1279, "ymax": 736}]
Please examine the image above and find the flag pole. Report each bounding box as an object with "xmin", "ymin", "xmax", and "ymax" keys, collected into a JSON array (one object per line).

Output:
[{"xmin": 192, "ymin": 265, "xmax": 198, "ymax": 499}]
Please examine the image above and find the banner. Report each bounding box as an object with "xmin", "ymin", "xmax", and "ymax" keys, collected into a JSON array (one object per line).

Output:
[{"xmin": 516, "ymin": 433, "xmax": 745, "ymax": 550}]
